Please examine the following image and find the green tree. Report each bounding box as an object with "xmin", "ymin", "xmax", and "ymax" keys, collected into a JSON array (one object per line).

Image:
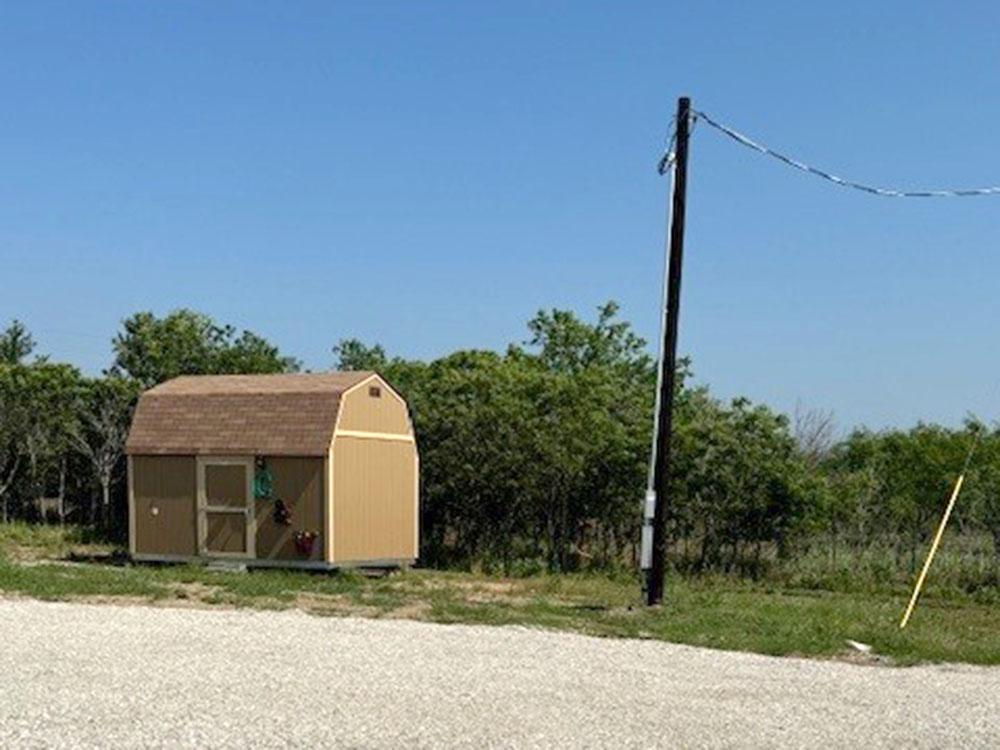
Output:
[
  {"xmin": 338, "ymin": 303, "xmax": 656, "ymax": 572},
  {"xmin": 0, "ymin": 362, "xmax": 83, "ymax": 522},
  {"xmin": 824, "ymin": 430, "xmax": 886, "ymax": 551},
  {"xmin": 523, "ymin": 301, "xmax": 652, "ymax": 378},
  {"xmin": 409, "ymin": 350, "xmax": 541, "ymax": 568},
  {"xmin": 112, "ymin": 310, "xmax": 300, "ymax": 387},
  {"xmin": 518, "ymin": 305, "xmax": 654, "ymax": 570},
  {"xmin": 670, "ymin": 389, "xmax": 814, "ymax": 572},
  {"xmin": 333, "ymin": 339, "xmax": 388, "ymax": 371},
  {"xmin": 0, "ymin": 320, "xmax": 36, "ymax": 365},
  {"xmin": 823, "ymin": 423, "xmax": 985, "ymax": 572},
  {"xmin": 25, "ymin": 363, "xmax": 84, "ymax": 522},
  {"xmin": 75, "ymin": 376, "xmax": 139, "ymax": 528},
  {"xmin": 0, "ymin": 369, "xmax": 27, "ymax": 522},
  {"xmin": 970, "ymin": 427, "xmax": 1000, "ymax": 563},
  {"xmin": 881, "ymin": 425, "xmax": 971, "ymax": 571}
]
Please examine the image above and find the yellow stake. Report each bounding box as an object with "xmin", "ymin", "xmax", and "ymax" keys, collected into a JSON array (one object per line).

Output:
[{"xmin": 899, "ymin": 473, "xmax": 966, "ymax": 629}]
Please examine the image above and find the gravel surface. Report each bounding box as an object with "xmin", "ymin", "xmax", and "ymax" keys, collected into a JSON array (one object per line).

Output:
[{"xmin": 1, "ymin": 599, "xmax": 998, "ymax": 748}]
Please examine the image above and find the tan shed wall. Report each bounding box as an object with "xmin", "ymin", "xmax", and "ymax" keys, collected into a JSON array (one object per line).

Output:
[
  {"xmin": 335, "ymin": 377, "xmax": 411, "ymax": 434},
  {"xmin": 132, "ymin": 456, "xmax": 197, "ymax": 557},
  {"xmin": 331, "ymin": 437, "xmax": 417, "ymax": 562},
  {"xmin": 133, "ymin": 454, "xmax": 325, "ymax": 563},
  {"xmin": 255, "ymin": 457, "xmax": 326, "ymax": 562}
]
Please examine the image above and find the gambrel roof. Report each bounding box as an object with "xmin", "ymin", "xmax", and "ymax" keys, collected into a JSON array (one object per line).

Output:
[{"xmin": 125, "ymin": 372, "xmax": 375, "ymax": 457}]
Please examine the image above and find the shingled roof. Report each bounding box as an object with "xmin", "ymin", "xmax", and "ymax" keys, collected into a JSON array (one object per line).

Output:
[{"xmin": 125, "ymin": 372, "xmax": 375, "ymax": 457}]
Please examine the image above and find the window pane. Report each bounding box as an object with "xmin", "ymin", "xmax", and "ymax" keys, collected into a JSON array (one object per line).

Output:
[
  {"xmin": 205, "ymin": 512, "xmax": 246, "ymax": 553},
  {"xmin": 205, "ymin": 465, "xmax": 247, "ymax": 507}
]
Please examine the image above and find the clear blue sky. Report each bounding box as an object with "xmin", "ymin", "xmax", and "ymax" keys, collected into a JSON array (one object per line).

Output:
[{"xmin": 3, "ymin": 1, "xmax": 999, "ymax": 431}]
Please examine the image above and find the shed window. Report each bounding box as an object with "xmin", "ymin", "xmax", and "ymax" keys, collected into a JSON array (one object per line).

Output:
[
  {"xmin": 369, "ymin": 386, "xmax": 381, "ymax": 398},
  {"xmin": 205, "ymin": 465, "xmax": 247, "ymax": 508}
]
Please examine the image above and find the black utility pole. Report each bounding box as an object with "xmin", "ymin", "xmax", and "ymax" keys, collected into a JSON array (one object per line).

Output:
[{"xmin": 645, "ymin": 96, "xmax": 691, "ymax": 606}]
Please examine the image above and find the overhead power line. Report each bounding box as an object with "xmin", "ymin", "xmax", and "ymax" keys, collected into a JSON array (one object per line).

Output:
[{"xmin": 660, "ymin": 108, "xmax": 1000, "ymax": 198}]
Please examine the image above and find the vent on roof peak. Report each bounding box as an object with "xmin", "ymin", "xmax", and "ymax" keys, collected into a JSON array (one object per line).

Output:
[{"xmin": 369, "ymin": 386, "xmax": 381, "ymax": 398}]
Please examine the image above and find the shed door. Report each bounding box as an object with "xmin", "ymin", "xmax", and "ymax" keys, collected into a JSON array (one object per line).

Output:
[{"xmin": 197, "ymin": 458, "xmax": 255, "ymax": 558}]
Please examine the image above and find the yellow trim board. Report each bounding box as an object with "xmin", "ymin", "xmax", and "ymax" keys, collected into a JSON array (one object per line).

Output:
[
  {"xmin": 335, "ymin": 429, "xmax": 414, "ymax": 443},
  {"xmin": 326, "ymin": 451, "xmax": 334, "ymax": 563},
  {"xmin": 127, "ymin": 456, "xmax": 136, "ymax": 556}
]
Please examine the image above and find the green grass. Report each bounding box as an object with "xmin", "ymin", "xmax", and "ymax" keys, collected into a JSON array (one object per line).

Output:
[
  {"xmin": 0, "ymin": 521, "xmax": 112, "ymax": 561},
  {"xmin": 0, "ymin": 523, "xmax": 997, "ymax": 666}
]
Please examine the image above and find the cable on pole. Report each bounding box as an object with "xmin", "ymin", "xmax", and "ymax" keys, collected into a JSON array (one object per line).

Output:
[
  {"xmin": 671, "ymin": 108, "xmax": 1000, "ymax": 198},
  {"xmin": 656, "ymin": 119, "xmax": 678, "ymax": 176}
]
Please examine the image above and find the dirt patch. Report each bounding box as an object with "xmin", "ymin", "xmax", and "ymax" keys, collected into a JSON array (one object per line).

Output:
[
  {"xmin": 392, "ymin": 577, "xmax": 521, "ymax": 593},
  {"xmin": 167, "ymin": 581, "xmax": 223, "ymax": 601},
  {"xmin": 605, "ymin": 605, "xmax": 643, "ymax": 618},
  {"xmin": 388, "ymin": 576, "xmax": 536, "ymax": 607},
  {"xmin": 456, "ymin": 580, "xmax": 520, "ymax": 595},
  {"xmin": 463, "ymin": 591, "xmax": 533, "ymax": 606},
  {"xmin": 386, "ymin": 600, "xmax": 432, "ymax": 619},
  {"xmin": 296, "ymin": 592, "xmax": 381, "ymax": 618},
  {"xmin": 781, "ymin": 648, "xmax": 895, "ymax": 667},
  {"xmin": 5, "ymin": 543, "xmax": 113, "ymax": 564},
  {"xmin": 834, "ymin": 649, "xmax": 895, "ymax": 667},
  {"xmin": 0, "ymin": 591, "xmax": 219, "ymax": 611},
  {"xmin": 4, "ymin": 545, "xmax": 62, "ymax": 563},
  {"xmin": 71, "ymin": 594, "xmax": 155, "ymax": 607}
]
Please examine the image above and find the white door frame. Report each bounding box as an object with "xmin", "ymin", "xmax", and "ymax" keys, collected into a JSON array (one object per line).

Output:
[{"xmin": 196, "ymin": 456, "xmax": 256, "ymax": 558}]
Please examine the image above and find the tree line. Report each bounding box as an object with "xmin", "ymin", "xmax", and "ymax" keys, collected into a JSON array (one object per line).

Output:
[
  {"xmin": 0, "ymin": 313, "xmax": 293, "ymax": 530},
  {"xmin": 1, "ymin": 306, "xmax": 998, "ymax": 584}
]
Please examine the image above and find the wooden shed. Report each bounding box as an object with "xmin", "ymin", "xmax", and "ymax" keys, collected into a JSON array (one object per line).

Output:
[{"xmin": 124, "ymin": 372, "xmax": 418, "ymax": 569}]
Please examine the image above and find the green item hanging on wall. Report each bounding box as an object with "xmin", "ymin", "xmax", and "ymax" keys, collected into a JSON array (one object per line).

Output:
[{"xmin": 253, "ymin": 457, "xmax": 273, "ymax": 500}]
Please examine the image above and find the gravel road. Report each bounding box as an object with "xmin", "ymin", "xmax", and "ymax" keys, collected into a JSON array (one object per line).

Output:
[{"xmin": 1, "ymin": 599, "xmax": 997, "ymax": 748}]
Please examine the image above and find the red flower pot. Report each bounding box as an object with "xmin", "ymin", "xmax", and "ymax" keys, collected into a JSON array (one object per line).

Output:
[{"xmin": 293, "ymin": 531, "xmax": 317, "ymax": 556}]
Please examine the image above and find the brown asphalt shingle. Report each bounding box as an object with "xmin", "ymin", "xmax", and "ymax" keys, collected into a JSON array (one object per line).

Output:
[{"xmin": 125, "ymin": 372, "xmax": 374, "ymax": 457}]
